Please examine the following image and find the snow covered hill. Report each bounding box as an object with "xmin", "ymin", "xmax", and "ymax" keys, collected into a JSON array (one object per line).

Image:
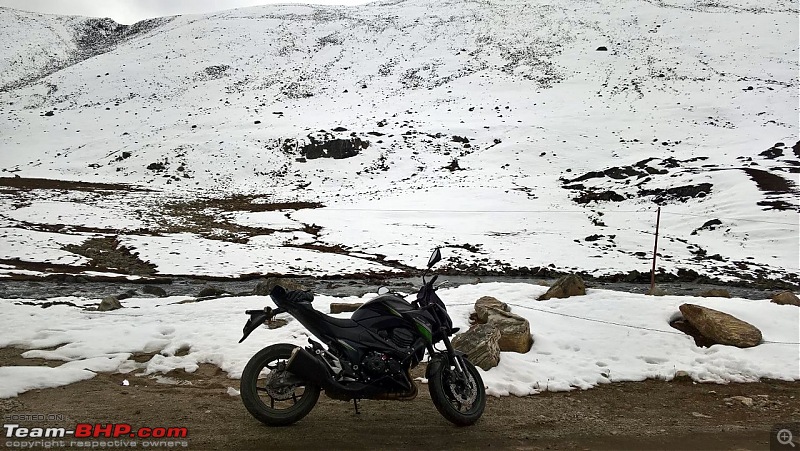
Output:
[{"xmin": 0, "ymin": 0, "xmax": 797, "ymax": 282}]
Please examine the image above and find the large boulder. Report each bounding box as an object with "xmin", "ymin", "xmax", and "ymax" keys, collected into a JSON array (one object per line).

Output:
[
  {"xmin": 669, "ymin": 318, "xmax": 716, "ymax": 348},
  {"xmin": 485, "ymin": 308, "xmax": 534, "ymax": 353},
  {"xmin": 538, "ymin": 274, "xmax": 586, "ymax": 300},
  {"xmin": 699, "ymin": 288, "xmax": 731, "ymax": 298},
  {"xmin": 771, "ymin": 291, "xmax": 800, "ymax": 307},
  {"xmin": 330, "ymin": 303, "xmax": 363, "ymax": 314},
  {"xmin": 451, "ymin": 324, "xmax": 501, "ymax": 371},
  {"xmin": 142, "ymin": 285, "xmax": 168, "ymax": 298},
  {"xmin": 678, "ymin": 304, "xmax": 762, "ymax": 348},
  {"xmin": 98, "ymin": 295, "xmax": 123, "ymax": 311},
  {"xmin": 473, "ymin": 296, "xmax": 510, "ymax": 324},
  {"xmin": 253, "ymin": 278, "xmax": 307, "ymax": 296},
  {"xmin": 197, "ymin": 285, "xmax": 226, "ymax": 298}
]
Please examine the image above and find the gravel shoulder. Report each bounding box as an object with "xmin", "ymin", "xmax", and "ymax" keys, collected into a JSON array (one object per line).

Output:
[{"xmin": 1, "ymin": 348, "xmax": 798, "ymax": 450}]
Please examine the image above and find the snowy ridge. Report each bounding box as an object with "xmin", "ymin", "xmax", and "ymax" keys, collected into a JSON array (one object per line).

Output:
[{"xmin": 0, "ymin": 0, "xmax": 797, "ymax": 281}]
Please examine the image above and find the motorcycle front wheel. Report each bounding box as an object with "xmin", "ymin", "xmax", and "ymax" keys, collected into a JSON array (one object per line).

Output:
[
  {"xmin": 428, "ymin": 356, "xmax": 486, "ymax": 426},
  {"xmin": 240, "ymin": 343, "xmax": 320, "ymax": 426}
]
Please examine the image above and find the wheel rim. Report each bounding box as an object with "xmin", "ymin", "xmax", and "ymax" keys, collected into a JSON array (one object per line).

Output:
[
  {"xmin": 444, "ymin": 367, "xmax": 479, "ymax": 413},
  {"xmin": 254, "ymin": 358, "xmax": 309, "ymax": 412}
]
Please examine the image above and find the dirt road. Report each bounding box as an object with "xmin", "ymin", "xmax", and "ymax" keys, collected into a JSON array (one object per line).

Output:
[{"xmin": 1, "ymin": 348, "xmax": 798, "ymax": 451}]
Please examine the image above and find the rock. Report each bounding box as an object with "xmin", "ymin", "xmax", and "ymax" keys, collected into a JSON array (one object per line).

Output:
[
  {"xmin": 142, "ymin": 285, "xmax": 167, "ymax": 298},
  {"xmin": 197, "ymin": 286, "xmax": 226, "ymax": 298},
  {"xmin": 538, "ymin": 274, "xmax": 586, "ymax": 300},
  {"xmin": 726, "ymin": 396, "xmax": 754, "ymax": 407},
  {"xmin": 596, "ymin": 46, "xmax": 608, "ymax": 51},
  {"xmin": 301, "ymin": 137, "xmax": 368, "ymax": 160},
  {"xmin": 673, "ymin": 370, "xmax": 691, "ymax": 381},
  {"xmin": 485, "ymin": 308, "xmax": 533, "ymax": 353},
  {"xmin": 116, "ymin": 290, "xmax": 137, "ymax": 300},
  {"xmin": 691, "ymin": 412, "xmax": 711, "ymax": 418},
  {"xmin": 699, "ymin": 288, "xmax": 731, "ymax": 298},
  {"xmin": 253, "ymin": 278, "xmax": 307, "ymax": 296},
  {"xmin": 98, "ymin": 296, "xmax": 123, "ymax": 311},
  {"xmin": 330, "ymin": 303, "xmax": 363, "ymax": 314},
  {"xmin": 473, "ymin": 296, "xmax": 510, "ymax": 324},
  {"xmin": 771, "ymin": 291, "xmax": 800, "ymax": 306},
  {"xmin": 678, "ymin": 304, "xmax": 762, "ymax": 348},
  {"xmin": 451, "ymin": 324, "xmax": 501, "ymax": 371},
  {"xmin": 669, "ymin": 319, "xmax": 716, "ymax": 348},
  {"xmin": 267, "ymin": 318, "xmax": 289, "ymax": 329}
]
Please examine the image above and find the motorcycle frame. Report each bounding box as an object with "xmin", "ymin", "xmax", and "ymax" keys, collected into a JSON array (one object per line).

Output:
[{"xmin": 240, "ymin": 247, "xmax": 472, "ymax": 396}]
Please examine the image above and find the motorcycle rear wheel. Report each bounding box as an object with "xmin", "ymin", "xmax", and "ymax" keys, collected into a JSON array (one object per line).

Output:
[
  {"xmin": 429, "ymin": 357, "xmax": 486, "ymax": 426},
  {"xmin": 240, "ymin": 343, "xmax": 320, "ymax": 426}
]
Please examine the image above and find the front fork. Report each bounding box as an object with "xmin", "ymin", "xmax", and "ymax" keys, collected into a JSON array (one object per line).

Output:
[{"xmin": 427, "ymin": 335, "xmax": 468, "ymax": 382}]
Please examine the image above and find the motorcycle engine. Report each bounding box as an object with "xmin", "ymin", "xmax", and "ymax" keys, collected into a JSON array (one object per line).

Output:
[
  {"xmin": 389, "ymin": 327, "xmax": 415, "ymax": 349},
  {"xmin": 362, "ymin": 351, "xmax": 403, "ymax": 379}
]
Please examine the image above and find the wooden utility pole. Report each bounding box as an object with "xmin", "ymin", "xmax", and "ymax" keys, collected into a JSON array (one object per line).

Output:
[{"xmin": 650, "ymin": 206, "xmax": 661, "ymax": 294}]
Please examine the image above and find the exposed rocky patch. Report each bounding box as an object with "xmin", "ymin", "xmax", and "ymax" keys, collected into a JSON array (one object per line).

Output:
[
  {"xmin": 301, "ymin": 133, "xmax": 369, "ymax": 160},
  {"xmin": 63, "ymin": 236, "xmax": 157, "ymax": 275},
  {"xmin": 1, "ymin": 15, "xmax": 170, "ymax": 92},
  {"xmin": 561, "ymin": 157, "xmax": 715, "ymax": 205},
  {"xmin": 158, "ymin": 195, "xmax": 322, "ymax": 243},
  {"xmin": 691, "ymin": 219, "xmax": 722, "ymax": 235},
  {"xmin": 0, "ymin": 177, "xmax": 148, "ymax": 192}
]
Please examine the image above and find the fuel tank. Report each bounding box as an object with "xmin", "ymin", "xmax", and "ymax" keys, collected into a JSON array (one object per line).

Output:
[{"xmin": 351, "ymin": 294, "xmax": 415, "ymax": 330}]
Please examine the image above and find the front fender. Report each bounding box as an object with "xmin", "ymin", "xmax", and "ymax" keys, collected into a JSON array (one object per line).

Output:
[
  {"xmin": 426, "ymin": 353, "xmax": 446, "ymax": 380},
  {"xmin": 425, "ymin": 350, "xmax": 465, "ymax": 380}
]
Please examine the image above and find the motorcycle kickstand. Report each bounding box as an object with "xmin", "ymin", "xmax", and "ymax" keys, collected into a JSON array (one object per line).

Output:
[{"xmin": 353, "ymin": 398, "xmax": 361, "ymax": 415}]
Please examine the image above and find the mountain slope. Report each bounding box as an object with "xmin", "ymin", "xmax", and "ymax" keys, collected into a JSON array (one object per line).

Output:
[{"xmin": 0, "ymin": 0, "xmax": 797, "ymax": 283}]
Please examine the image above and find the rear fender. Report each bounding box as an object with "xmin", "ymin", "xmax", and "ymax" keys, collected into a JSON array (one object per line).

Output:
[{"xmin": 239, "ymin": 310, "xmax": 269, "ymax": 343}]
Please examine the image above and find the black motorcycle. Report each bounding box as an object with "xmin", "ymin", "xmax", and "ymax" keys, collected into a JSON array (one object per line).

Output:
[{"xmin": 238, "ymin": 248, "xmax": 486, "ymax": 426}]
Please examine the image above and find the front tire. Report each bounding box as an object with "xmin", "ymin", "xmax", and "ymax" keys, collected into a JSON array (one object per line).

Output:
[
  {"xmin": 429, "ymin": 357, "xmax": 486, "ymax": 426},
  {"xmin": 240, "ymin": 343, "xmax": 320, "ymax": 426}
]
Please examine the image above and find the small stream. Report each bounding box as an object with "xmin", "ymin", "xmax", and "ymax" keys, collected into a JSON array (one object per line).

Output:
[{"xmin": 0, "ymin": 276, "xmax": 778, "ymax": 301}]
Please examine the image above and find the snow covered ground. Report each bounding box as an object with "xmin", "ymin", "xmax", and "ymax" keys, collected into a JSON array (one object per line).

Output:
[
  {"xmin": 0, "ymin": 0, "xmax": 797, "ymax": 401},
  {"xmin": 0, "ymin": 283, "xmax": 797, "ymax": 398}
]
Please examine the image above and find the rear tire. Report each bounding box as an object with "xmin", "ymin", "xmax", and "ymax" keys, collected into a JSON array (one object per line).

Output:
[
  {"xmin": 240, "ymin": 343, "xmax": 320, "ymax": 426},
  {"xmin": 429, "ymin": 357, "xmax": 486, "ymax": 426}
]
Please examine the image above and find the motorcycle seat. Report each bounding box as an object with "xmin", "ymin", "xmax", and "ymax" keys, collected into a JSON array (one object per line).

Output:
[{"xmin": 319, "ymin": 314, "xmax": 359, "ymax": 329}]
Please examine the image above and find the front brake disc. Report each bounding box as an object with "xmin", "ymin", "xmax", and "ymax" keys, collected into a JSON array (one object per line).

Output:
[{"xmin": 447, "ymin": 369, "xmax": 477, "ymax": 406}]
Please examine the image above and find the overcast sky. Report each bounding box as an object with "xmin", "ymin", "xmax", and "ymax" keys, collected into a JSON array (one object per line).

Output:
[{"xmin": 0, "ymin": 0, "xmax": 368, "ymax": 24}]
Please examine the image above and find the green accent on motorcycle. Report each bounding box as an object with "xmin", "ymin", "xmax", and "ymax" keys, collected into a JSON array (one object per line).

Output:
[
  {"xmin": 338, "ymin": 339, "xmax": 357, "ymax": 352},
  {"xmin": 415, "ymin": 320, "xmax": 432, "ymax": 342},
  {"xmin": 387, "ymin": 306, "xmax": 402, "ymax": 317}
]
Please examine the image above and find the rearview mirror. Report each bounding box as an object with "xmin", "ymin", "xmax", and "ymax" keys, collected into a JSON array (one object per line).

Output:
[{"xmin": 427, "ymin": 248, "xmax": 442, "ymax": 268}]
